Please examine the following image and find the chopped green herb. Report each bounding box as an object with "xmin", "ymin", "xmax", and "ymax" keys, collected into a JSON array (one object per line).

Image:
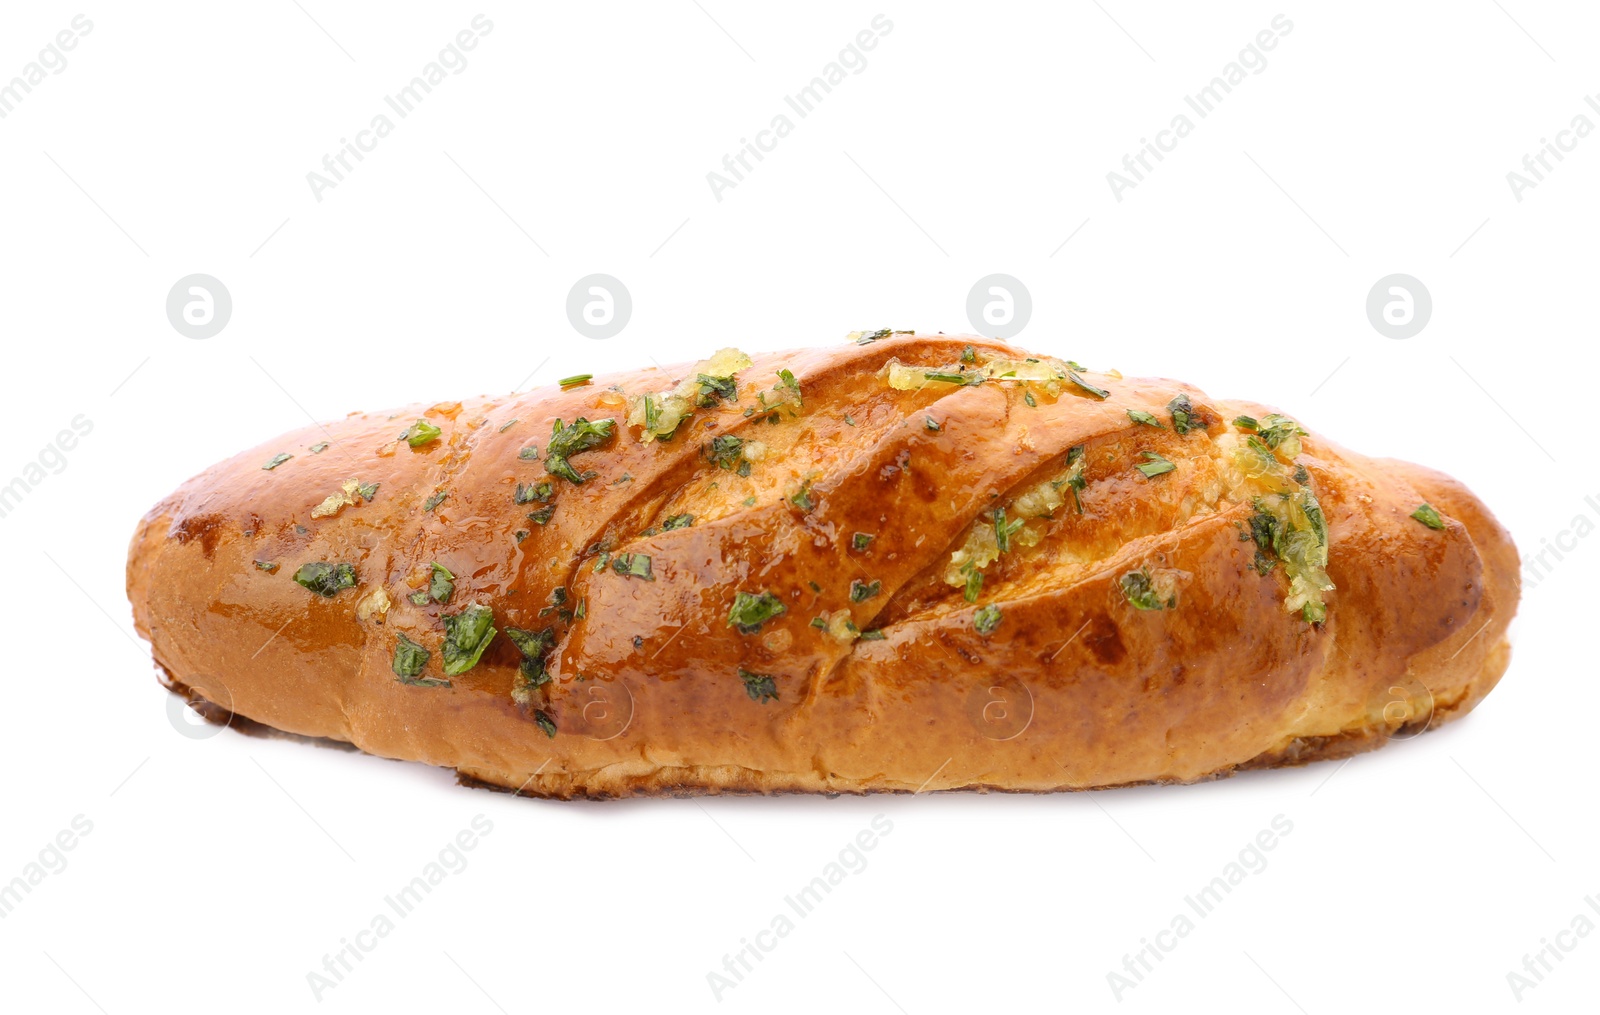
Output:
[
  {"xmin": 1068, "ymin": 372, "xmax": 1109, "ymax": 399},
  {"xmin": 254, "ymin": 560, "xmax": 278, "ymax": 573},
  {"xmin": 357, "ymin": 482, "xmax": 380, "ymax": 502},
  {"xmin": 776, "ymin": 368, "xmax": 802, "ymax": 407},
  {"xmin": 527, "ymin": 505, "xmax": 555, "ymax": 525},
  {"xmin": 1064, "ymin": 445, "xmax": 1087, "ymax": 514},
  {"xmin": 410, "ymin": 589, "xmax": 431, "ymax": 606},
  {"xmin": 559, "ymin": 374, "xmax": 593, "ymax": 389},
  {"xmin": 695, "ymin": 374, "xmax": 738, "ymax": 406},
  {"xmin": 515, "ymin": 530, "xmax": 529, "ymax": 543},
  {"xmin": 738, "ymin": 669, "xmax": 778, "ymax": 703},
  {"xmin": 810, "ymin": 616, "xmax": 828, "ymax": 630},
  {"xmin": 519, "ymin": 445, "xmax": 539, "ymax": 461},
  {"xmin": 440, "ymin": 604, "xmax": 497, "ymax": 676},
  {"xmin": 663, "ymin": 513, "xmax": 695, "ymax": 530},
  {"xmin": 611, "ymin": 553, "xmax": 655, "ymax": 581},
  {"xmin": 1167, "ymin": 395, "xmax": 1196, "ymax": 435},
  {"xmin": 1302, "ymin": 601, "xmax": 1327, "ymax": 625},
  {"xmin": 852, "ymin": 532, "xmax": 875, "ymax": 552},
  {"xmin": 425, "ymin": 562, "xmax": 454, "ymax": 604},
  {"xmin": 742, "ymin": 496, "xmax": 757, "ymax": 507},
  {"xmin": 1256, "ymin": 414, "xmax": 1306, "ymax": 451},
  {"xmin": 1127, "ymin": 409, "xmax": 1165, "ymax": 428},
  {"xmin": 506, "ymin": 627, "xmax": 555, "ymax": 688},
  {"xmin": 850, "ymin": 328, "xmax": 893, "ymax": 344},
  {"xmin": 925, "ymin": 370, "xmax": 984, "ymax": 386},
  {"xmin": 310, "ymin": 442, "xmax": 329, "ymax": 454},
  {"xmin": 499, "ymin": 419, "xmax": 519, "ymax": 433},
  {"xmin": 728, "ymin": 590, "xmax": 786, "ymax": 634},
  {"xmin": 994, "ymin": 506, "xmax": 1024, "ymax": 553},
  {"xmin": 963, "ymin": 567, "xmax": 983, "ymax": 603},
  {"xmin": 850, "ymin": 578, "xmax": 881, "ymax": 603},
  {"xmin": 859, "ymin": 628, "xmax": 886, "ymax": 641},
  {"xmin": 973, "ymin": 603, "xmax": 1002, "ymax": 636},
  {"xmin": 613, "ymin": 473, "xmax": 632, "ymax": 486},
  {"xmin": 1135, "ymin": 452, "xmax": 1176, "ymax": 479},
  {"xmin": 423, "ymin": 490, "xmax": 447, "ymax": 512},
  {"xmin": 790, "ymin": 480, "xmax": 815, "ymax": 513},
  {"xmin": 1120, "ymin": 568, "xmax": 1170, "ymax": 610},
  {"xmin": 392, "ymin": 634, "xmax": 448, "ymax": 686},
  {"xmin": 1411, "ymin": 503, "xmax": 1446, "ymax": 530},
  {"xmin": 1293, "ymin": 465, "xmax": 1310, "ymax": 485},
  {"xmin": 1244, "ymin": 435, "xmax": 1278, "ymax": 469},
  {"xmin": 263, "ymin": 453, "xmax": 293, "ymax": 471},
  {"xmin": 1232, "ymin": 415, "xmax": 1259, "ymax": 432},
  {"xmin": 961, "ymin": 346, "xmax": 976, "ymax": 364},
  {"xmin": 925, "ymin": 416, "xmax": 941, "ymax": 432},
  {"xmin": 1024, "ymin": 390, "xmax": 1037, "ymax": 408},
  {"xmin": 534, "ymin": 709, "xmax": 557, "ymax": 738},
  {"xmin": 1248, "ymin": 504, "xmax": 1279, "ymax": 575},
  {"xmin": 401, "ymin": 419, "xmax": 442, "ymax": 448},
  {"xmin": 545, "ymin": 417, "xmax": 616, "ymax": 485},
  {"xmin": 515, "ymin": 481, "xmax": 552, "ymax": 504},
  {"xmin": 1301, "ymin": 490, "xmax": 1328, "ymax": 547},
  {"xmin": 706, "ymin": 434, "xmax": 745, "ymax": 471},
  {"xmin": 843, "ymin": 414, "xmax": 857, "ymax": 427},
  {"xmin": 293, "ymin": 561, "xmax": 357, "ymax": 598}
]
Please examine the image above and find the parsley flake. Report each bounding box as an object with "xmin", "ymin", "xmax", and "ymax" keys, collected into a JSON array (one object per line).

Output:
[
  {"xmin": 973, "ymin": 603, "xmax": 1002, "ymax": 636},
  {"xmin": 440, "ymin": 604, "xmax": 497, "ymax": 676},
  {"xmin": 1167, "ymin": 395, "xmax": 1196, "ymax": 435},
  {"xmin": 850, "ymin": 578, "xmax": 881, "ymax": 602},
  {"xmin": 738, "ymin": 669, "xmax": 778, "ymax": 703},
  {"xmin": 728, "ymin": 591, "xmax": 786, "ymax": 634},
  {"xmin": 1068, "ymin": 372, "xmax": 1109, "ymax": 399},
  {"xmin": 1411, "ymin": 503, "xmax": 1446, "ymax": 530},
  {"xmin": 393, "ymin": 634, "xmax": 447, "ymax": 686},
  {"xmin": 545, "ymin": 417, "xmax": 616, "ymax": 485},
  {"xmin": 1135, "ymin": 452, "xmax": 1176, "ymax": 479},
  {"xmin": 516, "ymin": 481, "xmax": 552, "ymax": 504},
  {"xmin": 611, "ymin": 553, "xmax": 655, "ymax": 581},
  {"xmin": 293, "ymin": 561, "xmax": 357, "ymax": 598},
  {"xmin": 1120, "ymin": 568, "xmax": 1170, "ymax": 610},
  {"xmin": 401, "ymin": 420, "xmax": 442, "ymax": 448}
]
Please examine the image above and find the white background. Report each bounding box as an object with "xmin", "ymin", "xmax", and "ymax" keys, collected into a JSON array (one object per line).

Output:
[{"xmin": 0, "ymin": 2, "xmax": 1592, "ymax": 1011}]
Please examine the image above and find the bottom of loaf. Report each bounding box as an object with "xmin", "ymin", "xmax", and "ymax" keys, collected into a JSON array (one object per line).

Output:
[{"xmin": 158, "ymin": 633, "xmax": 1507, "ymax": 800}]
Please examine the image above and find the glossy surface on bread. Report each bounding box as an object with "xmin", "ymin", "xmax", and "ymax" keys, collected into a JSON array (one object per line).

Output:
[{"xmin": 126, "ymin": 334, "xmax": 1519, "ymax": 797}]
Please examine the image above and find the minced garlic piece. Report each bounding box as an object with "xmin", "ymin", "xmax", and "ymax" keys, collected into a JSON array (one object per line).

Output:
[
  {"xmin": 356, "ymin": 587, "xmax": 391, "ymax": 622},
  {"xmin": 821, "ymin": 609, "xmax": 859, "ymax": 644},
  {"xmin": 311, "ymin": 479, "xmax": 363, "ymax": 519}
]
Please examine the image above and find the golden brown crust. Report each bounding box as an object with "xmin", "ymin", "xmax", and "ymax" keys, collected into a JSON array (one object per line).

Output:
[{"xmin": 126, "ymin": 334, "xmax": 1519, "ymax": 797}]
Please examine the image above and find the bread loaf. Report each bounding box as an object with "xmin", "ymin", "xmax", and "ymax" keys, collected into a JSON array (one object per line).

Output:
[{"xmin": 126, "ymin": 334, "xmax": 1519, "ymax": 797}]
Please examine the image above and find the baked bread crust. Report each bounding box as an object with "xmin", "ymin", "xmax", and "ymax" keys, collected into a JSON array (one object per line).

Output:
[{"xmin": 126, "ymin": 335, "xmax": 1519, "ymax": 797}]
